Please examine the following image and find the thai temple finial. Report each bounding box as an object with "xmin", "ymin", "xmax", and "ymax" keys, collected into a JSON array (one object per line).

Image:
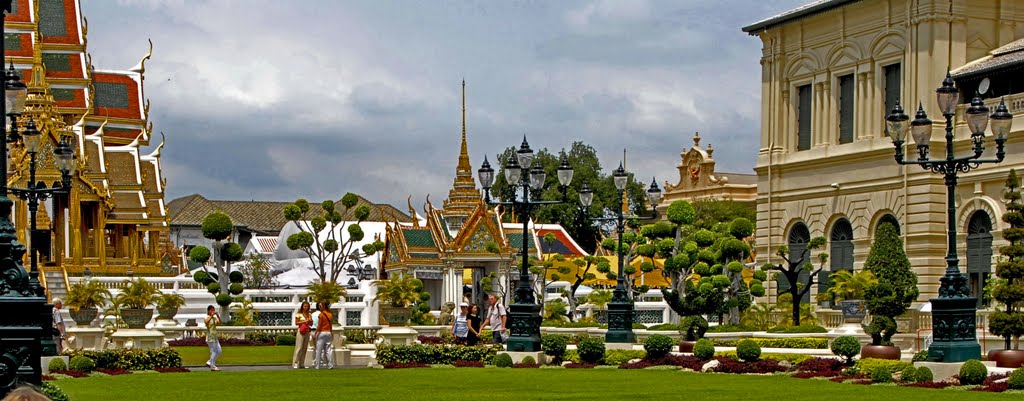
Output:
[
  {"xmin": 693, "ymin": 131, "xmax": 701, "ymax": 148},
  {"xmin": 407, "ymin": 195, "xmax": 419, "ymax": 227},
  {"xmin": 442, "ymin": 80, "xmax": 481, "ymax": 231},
  {"xmin": 458, "ymin": 79, "xmax": 469, "ymax": 174}
]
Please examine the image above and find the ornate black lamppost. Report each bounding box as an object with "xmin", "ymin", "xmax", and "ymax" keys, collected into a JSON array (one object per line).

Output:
[
  {"xmin": 578, "ymin": 167, "xmax": 662, "ymax": 343},
  {"xmin": 886, "ymin": 73, "xmax": 1013, "ymax": 362},
  {"xmin": 477, "ymin": 137, "xmax": 574, "ymax": 352}
]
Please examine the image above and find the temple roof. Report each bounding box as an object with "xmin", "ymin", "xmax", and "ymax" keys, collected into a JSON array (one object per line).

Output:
[
  {"xmin": 168, "ymin": 194, "xmax": 413, "ymax": 235},
  {"xmin": 952, "ymin": 38, "xmax": 1024, "ymax": 79},
  {"xmin": 742, "ymin": 0, "xmax": 859, "ymax": 33}
]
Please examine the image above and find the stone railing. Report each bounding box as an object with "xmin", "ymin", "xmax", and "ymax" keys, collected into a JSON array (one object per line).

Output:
[{"xmin": 157, "ymin": 325, "xmax": 382, "ymax": 341}]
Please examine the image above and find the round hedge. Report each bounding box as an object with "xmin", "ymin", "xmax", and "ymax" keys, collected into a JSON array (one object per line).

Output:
[
  {"xmin": 871, "ymin": 368, "xmax": 893, "ymax": 383},
  {"xmin": 899, "ymin": 366, "xmax": 918, "ymax": 383},
  {"xmin": 520, "ymin": 356, "xmax": 536, "ymax": 365},
  {"xmin": 693, "ymin": 338, "xmax": 715, "ymax": 360},
  {"xmin": 192, "ymin": 270, "xmax": 210, "ymax": 284},
  {"xmin": 215, "ymin": 294, "xmax": 233, "ymax": 307},
  {"xmin": 222, "ymin": 243, "xmax": 244, "ymax": 263},
  {"xmin": 189, "ymin": 246, "xmax": 211, "ymax": 264},
  {"xmin": 541, "ymin": 335, "xmax": 568, "ymax": 359},
  {"xmin": 736, "ymin": 339, "xmax": 761, "ymax": 362},
  {"xmin": 493, "ymin": 353, "xmax": 513, "ymax": 368},
  {"xmin": 47, "ymin": 358, "xmax": 67, "ymax": 372},
  {"xmin": 206, "ymin": 282, "xmax": 221, "ymax": 295},
  {"xmin": 916, "ymin": 366, "xmax": 934, "ymax": 383},
  {"xmin": 958, "ymin": 359, "xmax": 987, "ymax": 385},
  {"xmin": 1008, "ymin": 367, "xmax": 1024, "ymax": 390},
  {"xmin": 229, "ymin": 271, "xmax": 244, "ymax": 284},
  {"xmin": 577, "ymin": 337, "xmax": 605, "ymax": 364},
  {"xmin": 69, "ymin": 355, "xmax": 96, "ymax": 372},
  {"xmin": 201, "ymin": 212, "xmax": 234, "ymax": 241},
  {"xmin": 228, "ymin": 283, "xmax": 244, "ymax": 295},
  {"xmin": 830, "ymin": 336, "xmax": 861, "ymax": 363},
  {"xmin": 643, "ymin": 334, "xmax": 674, "ymax": 360},
  {"xmin": 276, "ymin": 334, "xmax": 296, "ymax": 346}
]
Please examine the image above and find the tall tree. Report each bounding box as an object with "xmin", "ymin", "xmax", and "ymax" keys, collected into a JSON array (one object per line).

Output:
[
  {"xmin": 762, "ymin": 236, "xmax": 827, "ymax": 326},
  {"xmin": 283, "ymin": 193, "xmax": 385, "ymax": 284},
  {"xmin": 992, "ymin": 170, "xmax": 1024, "ymax": 350},
  {"xmin": 862, "ymin": 222, "xmax": 918, "ymax": 345},
  {"xmin": 188, "ymin": 212, "xmax": 246, "ymax": 320}
]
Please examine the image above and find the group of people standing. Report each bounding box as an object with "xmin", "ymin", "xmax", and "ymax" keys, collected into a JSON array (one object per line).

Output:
[
  {"xmin": 292, "ymin": 301, "xmax": 335, "ymax": 369},
  {"xmin": 451, "ymin": 294, "xmax": 506, "ymax": 345}
]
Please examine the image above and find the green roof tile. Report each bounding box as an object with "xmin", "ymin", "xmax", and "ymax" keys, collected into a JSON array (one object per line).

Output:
[
  {"xmin": 4, "ymin": 34, "xmax": 20, "ymax": 51},
  {"xmin": 51, "ymin": 88, "xmax": 76, "ymax": 101},
  {"xmin": 403, "ymin": 229, "xmax": 436, "ymax": 248},
  {"xmin": 39, "ymin": 0, "xmax": 67, "ymax": 38},
  {"xmin": 42, "ymin": 53, "xmax": 71, "ymax": 72},
  {"xmin": 94, "ymin": 82, "xmax": 129, "ymax": 109},
  {"xmin": 508, "ymin": 232, "xmax": 534, "ymax": 250}
]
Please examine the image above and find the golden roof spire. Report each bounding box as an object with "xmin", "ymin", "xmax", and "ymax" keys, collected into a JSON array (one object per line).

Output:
[
  {"xmin": 457, "ymin": 79, "xmax": 471, "ymax": 174},
  {"xmin": 443, "ymin": 80, "xmax": 480, "ymax": 220}
]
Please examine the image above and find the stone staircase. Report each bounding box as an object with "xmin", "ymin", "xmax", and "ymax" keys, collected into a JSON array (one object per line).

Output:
[{"xmin": 43, "ymin": 267, "xmax": 68, "ymax": 302}]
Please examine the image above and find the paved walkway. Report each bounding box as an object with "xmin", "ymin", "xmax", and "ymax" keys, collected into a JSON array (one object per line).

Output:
[{"xmin": 185, "ymin": 364, "xmax": 367, "ymax": 372}]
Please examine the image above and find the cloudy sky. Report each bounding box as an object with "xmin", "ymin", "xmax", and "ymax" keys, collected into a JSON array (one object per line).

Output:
[{"xmin": 79, "ymin": 0, "xmax": 807, "ymax": 209}]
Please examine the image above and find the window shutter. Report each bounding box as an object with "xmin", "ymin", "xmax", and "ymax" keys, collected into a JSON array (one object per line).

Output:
[{"xmin": 798, "ymin": 85, "xmax": 812, "ymax": 151}]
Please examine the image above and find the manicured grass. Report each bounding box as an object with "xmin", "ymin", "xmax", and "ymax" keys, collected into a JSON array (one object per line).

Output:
[
  {"xmin": 55, "ymin": 369, "xmax": 1016, "ymax": 401},
  {"xmin": 172, "ymin": 346, "xmax": 293, "ymax": 366}
]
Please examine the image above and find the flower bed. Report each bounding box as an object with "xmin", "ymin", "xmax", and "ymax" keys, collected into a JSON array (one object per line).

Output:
[
  {"xmin": 95, "ymin": 368, "xmax": 132, "ymax": 375},
  {"xmin": 375, "ymin": 344, "xmax": 500, "ymax": 365},
  {"xmin": 383, "ymin": 362, "xmax": 430, "ymax": 369},
  {"xmin": 452, "ymin": 360, "xmax": 484, "ymax": 368}
]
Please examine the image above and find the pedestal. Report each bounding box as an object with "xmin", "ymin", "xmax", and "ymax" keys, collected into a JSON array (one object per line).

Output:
[
  {"xmin": 377, "ymin": 326, "xmax": 418, "ymax": 345},
  {"xmin": 927, "ymin": 296, "xmax": 981, "ymax": 362},
  {"xmin": 67, "ymin": 327, "xmax": 106, "ymax": 351},
  {"xmin": 506, "ymin": 302, "xmax": 541, "ymax": 352},
  {"xmin": 500, "ymin": 351, "xmax": 547, "ymax": 364},
  {"xmin": 109, "ymin": 329, "xmax": 166, "ymax": 350},
  {"xmin": 605, "ymin": 300, "xmax": 635, "ymax": 343}
]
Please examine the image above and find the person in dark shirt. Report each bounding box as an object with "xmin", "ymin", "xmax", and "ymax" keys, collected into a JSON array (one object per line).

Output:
[{"xmin": 466, "ymin": 304, "xmax": 482, "ymax": 346}]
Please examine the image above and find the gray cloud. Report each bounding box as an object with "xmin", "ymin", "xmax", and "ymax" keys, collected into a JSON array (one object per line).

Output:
[{"xmin": 80, "ymin": 0, "xmax": 808, "ymax": 208}]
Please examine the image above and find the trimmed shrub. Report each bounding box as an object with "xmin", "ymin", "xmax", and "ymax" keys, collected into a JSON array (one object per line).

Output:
[
  {"xmin": 577, "ymin": 337, "xmax": 605, "ymax": 364},
  {"xmin": 712, "ymin": 337, "xmax": 828, "ymax": 349},
  {"xmin": 494, "ymin": 353, "xmax": 513, "ymax": 368},
  {"xmin": 41, "ymin": 382, "xmax": 71, "ymax": 401},
  {"xmin": 912, "ymin": 350, "xmax": 929, "ymax": 362},
  {"xmin": 69, "ymin": 355, "xmax": 96, "ymax": 372},
  {"xmin": 215, "ymin": 293, "xmax": 233, "ymax": 307},
  {"xmin": 229, "ymin": 271, "xmax": 245, "ymax": 283},
  {"xmin": 62, "ymin": 348, "xmax": 182, "ymax": 370},
  {"xmin": 541, "ymin": 335, "xmax": 568, "ymax": 362},
  {"xmin": 830, "ymin": 336, "xmax": 861, "ymax": 363},
  {"xmin": 192, "ymin": 270, "xmax": 211, "ymax": 284},
  {"xmin": 716, "ymin": 351, "xmax": 814, "ymax": 365},
  {"xmin": 1008, "ymin": 367, "xmax": 1024, "ymax": 390},
  {"xmin": 644, "ymin": 334, "xmax": 674, "ymax": 360},
  {"xmin": 871, "ymin": 368, "xmax": 893, "ymax": 383},
  {"xmin": 853, "ymin": 358, "xmax": 910, "ymax": 376},
  {"xmin": 376, "ymin": 344, "xmax": 499, "ymax": 365},
  {"xmin": 47, "ymin": 358, "xmax": 67, "ymax": 372},
  {"xmin": 767, "ymin": 325, "xmax": 828, "ymax": 333},
  {"xmin": 228, "ymin": 283, "xmax": 244, "ymax": 295},
  {"xmin": 958, "ymin": 359, "xmax": 987, "ymax": 385},
  {"xmin": 916, "ymin": 366, "xmax": 934, "ymax": 383},
  {"xmin": 521, "ymin": 356, "xmax": 536, "ymax": 365},
  {"xmin": 603, "ymin": 350, "xmax": 645, "ymax": 366},
  {"xmin": 244, "ymin": 331, "xmax": 275, "ymax": 344},
  {"xmin": 736, "ymin": 339, "xmax": 761, "ymax": 362},
  {"xmin": 899, "ymin": 366, "xmax": 918, "ymax": 382},
  {"xmin": 276, "ymin": 334, "xmax": 296, "ymax": 346},
  {"xmin": 693, "ymin": 338, "xmax": 715, "ymax": 360}
]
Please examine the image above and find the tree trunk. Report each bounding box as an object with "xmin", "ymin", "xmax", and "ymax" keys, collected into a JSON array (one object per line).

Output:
[{"xmin": 214, "ymin": 240, "xmax": 230, "ymax": 321}]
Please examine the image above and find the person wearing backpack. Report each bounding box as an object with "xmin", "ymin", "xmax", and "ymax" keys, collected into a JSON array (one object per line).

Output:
[
  {"xmin": 486, "ymin": 294, "xmax": 507, "ymax": 344},
  {"xmin": 452, "ymin": 303, "xmax": 470, "ymax": 344},
  {"xmin": 293, "ymin": 301, "xmax": 313, "ymax": 369}
]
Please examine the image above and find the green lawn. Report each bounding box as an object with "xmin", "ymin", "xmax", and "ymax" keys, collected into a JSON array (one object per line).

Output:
[
  {"xmin": 55, "ymin": 369, "xmax": 1017, "ymax": 401},
  {"xmin": 171, "ymin": 346, "xmax": 293, "ymax": 366}
]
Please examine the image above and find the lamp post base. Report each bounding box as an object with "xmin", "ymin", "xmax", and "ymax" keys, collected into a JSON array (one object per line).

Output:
[
  {"xmin": 506, "ymin": 302, "xmax": 542, "ymax": 352},
  {"xmin": 927, "ymin": 296, "xmax": 981, "ymax": 363},
  {"xmin": 605, "ymin": 300, "xmax": 635, "ymax": 343}
]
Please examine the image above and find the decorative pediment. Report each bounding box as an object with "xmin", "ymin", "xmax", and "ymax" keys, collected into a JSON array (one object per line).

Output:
[
  {"xmin": 665, "ymin": 132, "xmax": 728, "ymax": 192},
  {"xmin": 451, "ymin": 202, "xmax": 506, "ymax": 254},
  {"xmin": 462, "ymin": 225, "xmax": 496, "ymax": 253}
]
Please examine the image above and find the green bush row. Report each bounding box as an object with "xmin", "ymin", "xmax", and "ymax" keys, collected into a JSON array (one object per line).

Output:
[
  {"xmin": 713, "ymin": 337, "xmax": 828, "ymax": 349},
  {"xmin": 375, "ymin": 344, "xmax": 500, "ymax": 365},
  {"xmin": 766, "ymin": 325, "xmax": 828, "ymax": 334},
  {"xmin": 852, "ymin": 358, "xmax": 911, "ymax": 376},
  {"xmin": 560, "ymin": 349, "xmax": 645, "ymax": 365},
  {"xmin": 714, "ymin": 351, "xmax": 815, "ymax": 365},
  {"xmin": 61, "ymin": 348, "xmax": 182, "ymax": 371}
]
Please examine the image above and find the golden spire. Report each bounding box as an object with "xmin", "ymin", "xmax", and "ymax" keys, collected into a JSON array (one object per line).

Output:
[
  {"xmin": 443, "ymin": 80, "xmax": 480, "ymax": 220},
  {"xmin": 457, "ymin": 79, "xmax": 471, "ymax": 174},
  {"xmin": 622, "ymin": 149, "xmax": 630, "ymax": 215}
]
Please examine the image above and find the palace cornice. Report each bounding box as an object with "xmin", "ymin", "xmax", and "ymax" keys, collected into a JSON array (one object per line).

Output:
[
  {"xmin": 46, "ymin": 78, "xmax": 91, "ymax": 87},
  {"xmin": 39, "ymin": 43, "xmax": 86, "ymax": 53}
]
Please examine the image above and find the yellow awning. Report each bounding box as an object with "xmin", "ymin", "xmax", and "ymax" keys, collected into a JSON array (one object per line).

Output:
[{"xmin": 542, "ymin": 255, "xmax": 671, "ymax": 287}]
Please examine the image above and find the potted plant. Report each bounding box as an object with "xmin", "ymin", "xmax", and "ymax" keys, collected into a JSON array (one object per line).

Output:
[
  {"xmin": 990, "ymin": 170, "xmax": 1024, "ymax": 367},
  {"xmin": 372, "ymin": 274, "xmax": 422, "ymax": 326},
  {"xmin": 861, "ymin": 222, "xmax": 919, "ymax": 360},
  {"xmin": 823, "ymin": 269, "xmax": 877, "ymax": 323},
  {"xmin": 677, "ymin": 315, "xmax": 709, "ymax": 352},
  {"xmin": 114, "ymin": 278, "xmax": 161, "ymax": 329},
  {"xmin": 65, "ymin": 280, "xmax": 112, "ymax": 326},
  {"xmin": 155, "ymin": 292, "xmax": 186, "ymax": 320}
]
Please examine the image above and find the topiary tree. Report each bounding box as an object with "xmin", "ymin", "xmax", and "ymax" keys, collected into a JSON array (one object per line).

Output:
[
  {"xmin": 283, "ymin": 193, "xmax": 385, "ymax": 284},
  {"xmin": 991, "ymin": 170, "xmax": 1024, "ymax": 351},
  {"xmin": 762, "ymin": 235, "xmax": 827, "ymax": 326},
  {"xmin": 189, "ymin": 211, "xmax": 247, "ymax": 320},
  {"xmin": 862, "ymin": 222, "xmax": 918, "ymax": 346},
  {"xmin": 561, "ymin": 256, "xmax": 601, "ymax": 322},
  {"xmin": 830, "ymin": 335, "xmax": 861, "ymax": 364}
]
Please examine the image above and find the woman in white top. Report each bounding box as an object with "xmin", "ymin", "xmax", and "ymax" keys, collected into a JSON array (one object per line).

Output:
[{"xmin": 452, "ymin": 303, "xmax": 470, "ymax": 344}]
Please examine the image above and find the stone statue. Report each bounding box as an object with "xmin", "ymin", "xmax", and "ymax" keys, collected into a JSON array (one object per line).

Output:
[{"xmin": 438, "ymin": 302, "xmax": 456, "ymax": 326}]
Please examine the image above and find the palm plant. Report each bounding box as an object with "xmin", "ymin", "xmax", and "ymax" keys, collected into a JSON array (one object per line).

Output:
[
  {"xmin": 115, "ymin": 278, "xmax": 160, "ymax": 309},
  {"xmin": 155, "ymin": 293, "xmax": 186, "ymax": 319},
  {"xmin": 306, "ymin": 280, "xmax": 348, "ymax": 305},
  {"xmin": 586, "ymin": 289, "xmax": 614, "ymax": 310},
  {"xmin": 825, "ymin": 270, "xmax": 878, "ymax": 301},
  {"xmin": 230, "ymin": 298, "xmax": 259, "ymax": 326},
  {"xmin": 740, "ymin": 302, "xmax": 780, "ymax": 330},
  {"xmin": 372, "ymin": 274, "xmax": 421, "ymax": 307},
  {"xmin": 65, "ymin": 280, "xmax": 112, "ymax": 311}
]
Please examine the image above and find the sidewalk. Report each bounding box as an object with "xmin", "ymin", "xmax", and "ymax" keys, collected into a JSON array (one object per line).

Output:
[{"xmin": 185, "ymin": 364, "xmax": 367, "ymax": 372}]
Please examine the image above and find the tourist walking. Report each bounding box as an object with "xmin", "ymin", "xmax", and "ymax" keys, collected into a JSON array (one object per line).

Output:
[
  {"xmin": 486, "ymin": 294, "xmax": 507, "ymax": 344},
  {"xmin": 293, "ymin": 301, "xmax": 313, "ymax": 369},
  {"xmin": 313, "ymin": 302, "xmax": 334, "ymax": 369},
  {"xmin": 51, "ymin": 298, "xmax": 65, "ymax": 354},
  {"xmin": 452, "ymin": 303, "xmax": 470, "ymax": 344},
  {"xmin": 466, "ymin": 304, "xmax": 482, "ymax": 346},
  {"xmin": 204, "ymin": 305, "xmax": 221, "ymax": 371}
]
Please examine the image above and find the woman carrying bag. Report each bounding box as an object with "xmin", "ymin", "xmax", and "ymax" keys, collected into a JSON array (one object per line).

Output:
[{"xmin": 293, "ymin": 301, "xmax": 313, "ymax": 369}]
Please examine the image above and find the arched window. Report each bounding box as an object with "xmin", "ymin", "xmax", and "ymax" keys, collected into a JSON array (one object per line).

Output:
[
  {"xmin": 878, "ymin": 214, "xmax": 900, "ymax": 235},
  {"xmin": 779, "ymin": 223, "xmax": 811, "ymax": 304},
  {"xmin": 822, "ymin": 219, "xmax": 854, "ymax": 306},
  {"xmin": 966, "ymin": 211, "xmax": 993, "ymax": 307}
]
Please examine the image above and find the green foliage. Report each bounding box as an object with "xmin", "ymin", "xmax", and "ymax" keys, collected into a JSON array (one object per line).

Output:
[
  {"xmin": 373, "ymin": 275, "xmax": 421, "ymax": 307},
  {"xmin": 916, "ymin": 366, "xmax": 934, "ymax": 382},
  {"xmin": 853, "ymin": 358, "xmax": 911, "ymax": 377},
  {"xmin": 63, "ymin": 348, "xmax": 182, "ymax": 370},
  {"xmin": 693, "ymin": 338, "xmax": 715, "ymax": 360},
  {"xmin": 899, "ymin": 366, "xmax": 918, "ymax": 383},
  {"xmin": 825, "ymin": 270, "xmax": 877, "ymax": 301},
  {"xmin": 603, "ymin": 350, "xmax": 645, "ymax": 365},
  {"xmin": 115, "ymin": 278, "xmax": 160, "ymax": 309},
  {"xmin": 66, "ymin": 280, "xmax": 112, "ymax": 311},
  {"xmin": 155, "ymin": 293, "xmax": 186, "ymax": 311},
  {"xmin": 714, "ymin": 337, "xmax": 828, "ymax": 349},
  {"xmin": 306, "ymin": 280, "xmax": 347, "ymax": 304},
  {"xmin": 276, "ymin": 334, "xmax": 296, "ymax": 346},
  {"xmin": 643, "ymin": 334, "xmax": 674, "ymax": 359},
  {"xmin": 215, "ymin": 294, "xmax": 233, "ymax": 307},
  {"xmin": 244, "ymin": 331, "xmax": 276, "ymax": 344},
  {"xmin": 228, "ymin": 283, "xmax": 244, "ymax": 295},
  {"xmin": 715, "ymin": 351, "xmax": 815, "ymax": 365},
  {"xmin": 543, "ymin": 299, "xmax": 568, "ymax": 323},
  {"xmin": 1008, "ymin": 367, "xmax": 1024, "ymax": 389},
  {"xmin": 222, "ymin": 242, "xmax": 244, "ymax": 263},
  {"xmin": 992, "ymin": 169, "xmax": 1024, "ymax": 343},
  {"xmin": 863, "ymin": 222, "xmax": 918, "ymax": 345},
  {"xmin": 206, "ymin": 282, "xmax": 221, "ymax": 294},
  {"xmin": 48, "ymin": 357, "xmax": 67, "ymax": 371},
  {"xmin": 520, "ymin": 356, "xmax": 537, "ymax": 365},
  {"xmin": 729, "ymin": 218, "xmax": 755, "ymax": 239},
  {"xmin": 830, "ymin": 336, "xmax": 861, "ymax": 363},
  {"xmin": 375, "ymin": 344, "xmax": 499, "ymax": 365},
  {"xmin": 577, "ymin": 337, "xmax": 605, "ymax": 364},
  {"xmin": 666, "ymin": 201, "xmax": 696, "ymax": 226},
  {"xmin": 40, "ymin": 382, "xmax": 71, "ymax": 401},
  {"xmin": 494, "ymin": 353, "xmax": 513, "ymax": 368},
  {"xmin": 870, "ymin": 368, "xmax": 892, "ymax": 383},
  {"xmin": 690, "ymin": 198, "xmax": 756, "ymax": 230},
  {"xmin": 958, "ymin": 359, "xmax": 987, "ymax": 385},
  {"xmin": 231, "ymin": 299, "xmax": 259, "ymax": 326},
  {"xmin": 201, "ymin": 212, "xmax": 234, "ymax": 241},
  {"xmin": 286, "ymin": 231, "xmax": 315, "ymax": 250},
  {"xmin": 189, "ymin": 246, "xmax": 211, "ymax": 264},
  {"xmin": 767, "ymin": 325, "xmax": 827, "ymax": 333},
  {"xmin": 912, "ymin": 350, "xmax": 929, "ymax": 362},
  {"xmin": 681, "ymin": 315, "xmax": 709, "ymax": 341},
  {"xmin": 740, "ymin": 303, "xmax": 779, "ymax": 330},
  {"xmin": 341, "ymin": 193, "xmax": 359, "ymax": 209},
  {"xmin": 541, "ymin": 335, "xmax": 569, "ymax": 361},
  {"xmin": 192, "ymin": 270, "xmax": 212, "ymax": 285},
  {"xmin": 863, "ymin": 315, "xmax": 897, "ymax": 346},
  {"xmin": 735, "ymin": 339, "xmax": 761, "ymax": 361}
]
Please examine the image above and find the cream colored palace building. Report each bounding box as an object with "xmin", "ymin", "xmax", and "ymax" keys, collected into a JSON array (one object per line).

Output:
[{"xmin": 743, "ymin": 0, "xmax": 1024, "ymax": 306}]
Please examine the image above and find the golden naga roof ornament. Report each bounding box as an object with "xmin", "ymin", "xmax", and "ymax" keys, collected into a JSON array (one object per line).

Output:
[
  {"xmin": 407, "ymin": 195, "xmax": 419, "ymax": 227},
  {"xmin": 130, "ymin": 39, "xmax": 153, "ymax": 76}
]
